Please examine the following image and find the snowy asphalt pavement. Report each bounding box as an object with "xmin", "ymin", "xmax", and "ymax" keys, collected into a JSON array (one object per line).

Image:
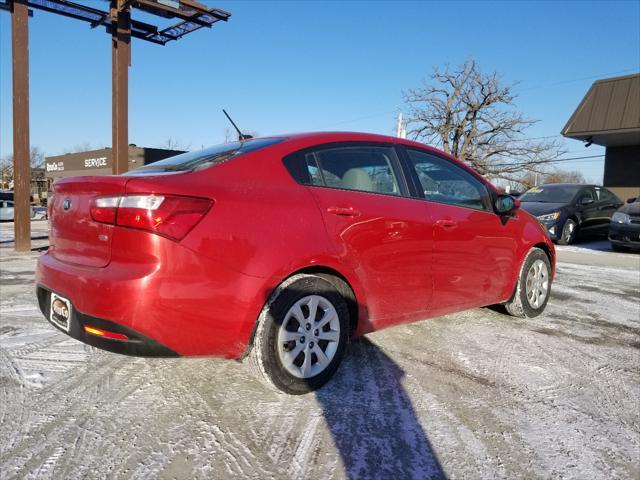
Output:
[{"xmin": 1, "ymin": 221, "xmax": 639, "ymax": 479}]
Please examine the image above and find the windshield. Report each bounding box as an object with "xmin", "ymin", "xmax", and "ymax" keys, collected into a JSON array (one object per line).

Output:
[
  {"xmin": 125, "ymin": 137, "xmax": 285, "ymax": 175},
  {"xmin": 519, "ymin": 185, "xmax": 582, "ymax": 203}
]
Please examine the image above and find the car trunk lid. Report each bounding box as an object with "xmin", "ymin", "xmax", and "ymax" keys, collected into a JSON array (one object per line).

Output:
[{"xmin": 49, "ymin": 176, "xmax": 130, "ymax": 267}]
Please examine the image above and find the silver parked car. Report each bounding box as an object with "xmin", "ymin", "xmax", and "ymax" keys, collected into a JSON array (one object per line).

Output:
[{"xmin": 0, "ymin": 200, "xmax": 36, "ymax": 221}]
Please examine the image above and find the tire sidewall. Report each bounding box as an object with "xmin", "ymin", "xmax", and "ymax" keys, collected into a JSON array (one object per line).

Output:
[
  {"xmin": 517, "ymin": 249, "xmax": 552, "ymax": 318},
  {"xmin": 559, "ymin": 219, "xmax": 577, "ymax": 245},
  {"xmin": 260, "ymin": 276, "xmax": 349, "ymax": 394}
]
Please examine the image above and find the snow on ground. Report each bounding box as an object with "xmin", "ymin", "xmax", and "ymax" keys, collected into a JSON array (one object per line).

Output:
[
  {"xmin": 0, "ymin": 220, "xmax": 48, "ymax": 244},
  {"xmin": 0, "ymin": 226, "xmax": 639, "ymax": 479}
]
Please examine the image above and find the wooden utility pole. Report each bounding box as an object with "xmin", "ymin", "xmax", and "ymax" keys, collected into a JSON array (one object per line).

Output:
[
  {"xmin": 11, "ymin": 0, "xmax": 31, "ymax": 252},
  {"xmin": 111, "ymin": 0, "xmax": 131, "ymax": 175}
]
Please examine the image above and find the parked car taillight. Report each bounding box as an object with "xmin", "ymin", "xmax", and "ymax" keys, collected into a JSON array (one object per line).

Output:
[{"xmin": 90, "ymin": 194, "xmax": 212, "ymax": 241}]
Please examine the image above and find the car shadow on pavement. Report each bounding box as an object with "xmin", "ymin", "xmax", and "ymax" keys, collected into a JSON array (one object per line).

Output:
[{"xmin": 314, "ymin": 337, "xmax": 446, "ymax": 480}]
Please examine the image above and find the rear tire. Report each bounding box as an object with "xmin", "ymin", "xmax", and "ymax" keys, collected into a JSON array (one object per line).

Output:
[
  {"xmin": 504, "ymin": 248, "xmax": 552, "ymax": 318},
  {"xmin": 248, "ymin": 274, "xmax": 349, "ymax": 395},
  {"xmin": 557, "ymin": 219, "xmax": 577, "ymax": 245}
]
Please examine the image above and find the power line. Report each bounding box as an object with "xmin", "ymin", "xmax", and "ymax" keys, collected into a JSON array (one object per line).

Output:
[
  {"xmin": 316, "ymin": 68, "xmax": 638, "ymax": 131},
  {"xmin": 505, "ymin": 135, "xmax": 562, "ymax": 142},
  {"xmin": 313, "ymin": 109, "xmax": 399, "ymax": 130},
  {"xmin": 489, "ymin": 153, "xmax": 604, "ymax": 168},
  {"xmin": 517, "ymin": 68, "xmax": 638, "ymax": 93}
]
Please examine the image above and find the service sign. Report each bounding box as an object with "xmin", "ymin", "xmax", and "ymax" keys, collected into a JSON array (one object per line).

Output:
[{"xmin": 84, "ymin": 157, "xmax": 108, "ymax": 168}]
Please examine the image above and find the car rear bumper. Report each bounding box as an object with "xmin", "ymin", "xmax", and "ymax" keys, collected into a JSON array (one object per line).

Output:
[
  {"xmin": 37, "ymin": 286, "xmax": 178, "ymax": 356},
  {"xmin": 608, "ymin": 222, "xmax": 640, "ymax": 249},
  {"xmin": 36, "ymin": 228, "xmax": 270, "ymax": 358}
]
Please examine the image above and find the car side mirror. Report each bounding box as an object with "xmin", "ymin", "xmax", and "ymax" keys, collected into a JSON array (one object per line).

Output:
[
  {"xmin": 580, "ymin": 197, "xmax": 594, "ymax": 205},
  {"xmin": 627, "ymin": 197, "xmax": 637, "ymax": 204},
  {"xmin": 495, "ymin": 194, "xmax": 520, "ymax": 215}
]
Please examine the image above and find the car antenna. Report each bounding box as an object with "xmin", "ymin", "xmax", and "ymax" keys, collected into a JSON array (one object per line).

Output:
[{"xmin": 223, "ymin": 109, "xmax": 253, "ymax": 141}]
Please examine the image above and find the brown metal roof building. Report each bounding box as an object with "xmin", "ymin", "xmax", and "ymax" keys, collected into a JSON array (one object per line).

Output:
[
  {"xmin": 45, "ymin": 145, "xmax": 184, "ymax": 180},
  {"xmin": 562, "ymin": 73, "xmax": 640, "ymax": 200}
]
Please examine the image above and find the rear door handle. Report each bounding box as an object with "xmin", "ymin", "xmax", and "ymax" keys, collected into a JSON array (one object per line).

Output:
[
  {"xmin": 436, "ymin": 219, "xmax": 458, "ymax": 230},
  {"xmin": 327, "ymin": 206, "xmax": 359, "ymax": 216}
]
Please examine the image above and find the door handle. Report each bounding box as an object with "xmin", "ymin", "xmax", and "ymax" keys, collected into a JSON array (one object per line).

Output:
[
  {"xmin": 436, "ymin": 219, "xmax": 458, "ymax": 229},
  {"xmin": 327, "ymin": 206, "xmax": 359, "ymax": 216}
]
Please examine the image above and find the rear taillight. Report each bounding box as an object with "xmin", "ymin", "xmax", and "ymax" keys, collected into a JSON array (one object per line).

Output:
[
  {"xmin": 90, "ymin": 196, "xmax": 119, "ymax": 224},
  {"xmin": 90, "ymin": 194, "xmax": 212, "ymax": 241}
]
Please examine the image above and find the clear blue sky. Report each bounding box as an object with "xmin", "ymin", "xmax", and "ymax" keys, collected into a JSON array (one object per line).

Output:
[{"xmin": 1, "ymin": 0, "xmax": 639, "ymax": 182}]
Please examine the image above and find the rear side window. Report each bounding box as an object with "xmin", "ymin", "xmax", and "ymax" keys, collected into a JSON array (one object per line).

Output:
[
  {"xmin": 127, "ymin": 137, "xmax": 285, "ymax": 175},
  {"xmin": 406, "ymin": 149, "xmax": 489, "ymax": 211},
  {"xmin": 597, "ymin": 187, "xmax": 620, "ymax": 203},
  {"xmin": 284, "ymin": 145, "xmax": 402, "ymax": 196},
  {"xmin": 602, "ymin": 188, "xmax": 620, "ymax": 203}
]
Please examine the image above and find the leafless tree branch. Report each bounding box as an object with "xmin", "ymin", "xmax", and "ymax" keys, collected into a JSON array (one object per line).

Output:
[{"xmin": 403, "ymin": 59, "xmax": 566, "ymax": 182}]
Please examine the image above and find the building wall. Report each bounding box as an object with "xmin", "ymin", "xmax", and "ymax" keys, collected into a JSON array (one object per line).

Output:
[
  {"xmin": 45, "ymin": 146, "xmax": 184, "ymax": 180},
  {"xmin": 604, "ymin": 145, "xmax": 640, "ymax": 200}
]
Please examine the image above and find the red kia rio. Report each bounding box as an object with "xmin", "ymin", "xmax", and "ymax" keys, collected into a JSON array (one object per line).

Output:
[{"xmin": 37, "ymin": 132, "xmax": 555, "ymax": 394}]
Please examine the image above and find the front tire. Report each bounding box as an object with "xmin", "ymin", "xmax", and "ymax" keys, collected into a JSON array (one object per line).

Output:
[
  {"xmin": 504, "ymin": 248, "xmax": 552, "ymax": 318},
  {"xmin": 248, "ymin": 274, "xmax": 349, "ymax": 394}
]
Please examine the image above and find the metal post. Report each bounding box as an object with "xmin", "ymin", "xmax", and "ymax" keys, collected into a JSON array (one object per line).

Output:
[
  {"xmin": 11, "ymin": 0, "xmax": 31, "ymax": 252},
  {"xmin": 111, "ymin": 0, "xmax": 130, "ymax": 174}
]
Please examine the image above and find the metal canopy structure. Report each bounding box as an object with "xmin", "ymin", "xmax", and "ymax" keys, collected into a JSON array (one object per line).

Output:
[
  {"xmin": 1, "ymin": 0, "xmax": 231, "ymax": 251},
  {"xmin": 1, "ymin": 0, "xmax": 231, "ymax": 45}
]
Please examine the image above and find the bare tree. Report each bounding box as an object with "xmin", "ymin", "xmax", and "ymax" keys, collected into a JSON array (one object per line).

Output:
[
  {"xmin": 163, "ymin": 137, "xmax": 191, "ymax": 151},
  {"xmin": 0, "ymin": 155, "xmax": 12, "ymax": 190},
  {"xmin": 30, "ymin": 146, "xmax": 45, "ymax": 169},
  {"xmin": 541, "ymin": 169, "xmax": 586, "ymax": 186},
  {"xmin": 0, "ymin": 146, "xmax": 47, "ymax": 189},
  {"xmin": 403, "ymin": 59, "xmax": 565, "ymax": 181},
  {"xmin": 517, "ymin": 168, "xmax": 586, "ymax": 190},
  {"xmin": 223, "ymin": 128, "xmax": 235, "ymax": 144}
]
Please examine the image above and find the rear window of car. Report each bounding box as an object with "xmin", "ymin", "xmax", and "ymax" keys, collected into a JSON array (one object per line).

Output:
[{"xmin": 126, "ymin": 137, "xmax": 285, "ymax": 175}]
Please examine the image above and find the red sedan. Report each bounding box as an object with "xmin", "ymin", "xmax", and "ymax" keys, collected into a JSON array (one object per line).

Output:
[{"xmin": 37, "ymin": 132, "xmax": 555, "ymax": 394}]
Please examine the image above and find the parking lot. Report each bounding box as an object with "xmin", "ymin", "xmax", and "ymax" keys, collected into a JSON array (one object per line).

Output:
[{"xmin": 0, "ymin": 220, "xmax": 638, "ymax": 479}]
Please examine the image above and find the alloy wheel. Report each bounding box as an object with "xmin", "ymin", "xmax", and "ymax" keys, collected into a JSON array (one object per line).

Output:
[
  {"xmin": 525, "ymin": 259, "xmax": 549, "ymax": 309},
  {"xmin": 277, "ymin": 295, "xmax": 341, "ymax": 379}
]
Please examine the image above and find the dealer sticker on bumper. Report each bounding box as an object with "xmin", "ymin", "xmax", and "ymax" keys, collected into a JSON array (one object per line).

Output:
[{"xmin": 50, "ymin": 293, "xmax": 72, "ymax": 332}]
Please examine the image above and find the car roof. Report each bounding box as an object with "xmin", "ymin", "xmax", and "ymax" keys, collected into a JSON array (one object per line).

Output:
[{"xmin": 280, "ymin": 131, "xmax": 436, "ymax": 150}]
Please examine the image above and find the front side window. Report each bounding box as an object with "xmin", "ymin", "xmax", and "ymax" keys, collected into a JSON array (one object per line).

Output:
[
  {"xmin": 406, "ymin": 149, "xmax": 488, "ymax": 211},
  {"xmin": 577, "ymin": 188, "xmax": 595, "ymax": 203},
  {"xmin": 301, "ymin": 145, "xmax": 402, "ymax": 195}
]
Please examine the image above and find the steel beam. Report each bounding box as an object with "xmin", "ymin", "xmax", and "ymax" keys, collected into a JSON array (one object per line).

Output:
[
  {"xmin": 11, "ymin": 0, "xmax": 31, "ymax": 252},
  {"xmin": 111, "ymin": 0, "xmax": 130, "ymax": 174}
]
